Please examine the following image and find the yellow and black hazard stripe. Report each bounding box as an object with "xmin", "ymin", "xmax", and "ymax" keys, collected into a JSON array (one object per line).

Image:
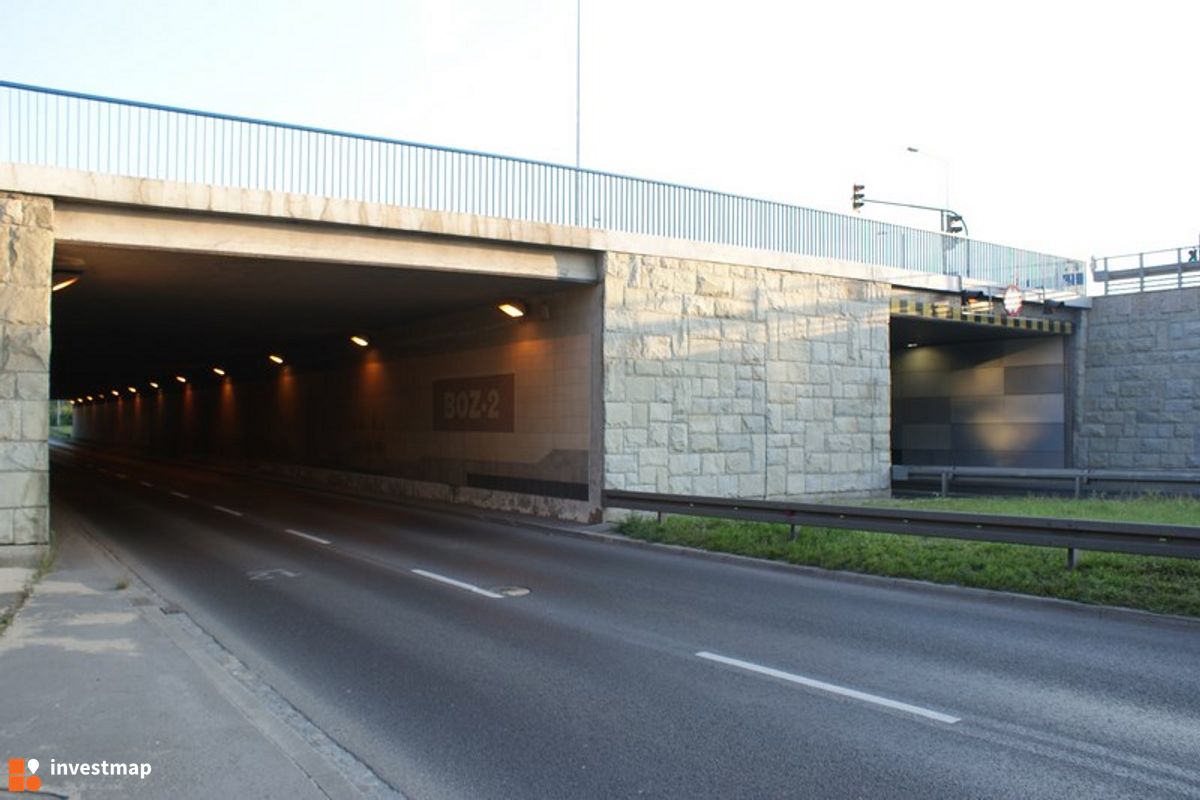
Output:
[{"xmin": 890, "ymin": 298, "xmax": 1073, "ymax": 335}]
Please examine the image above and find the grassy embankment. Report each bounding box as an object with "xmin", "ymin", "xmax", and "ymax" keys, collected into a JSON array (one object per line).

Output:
[{"xmin": 617, "ymin": 495, "xmax": 1200, "ymax": 617}]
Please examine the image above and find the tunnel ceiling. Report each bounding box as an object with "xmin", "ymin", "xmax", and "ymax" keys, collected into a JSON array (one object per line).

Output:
[{"xmin": 51, "ymin": 244, "xmax": 575, "ymax": 399}]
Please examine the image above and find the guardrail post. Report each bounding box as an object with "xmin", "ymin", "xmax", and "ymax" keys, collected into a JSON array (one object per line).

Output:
[
  {"xmin": 1139, "ymin": 252, "xmax": 1145, "ymax": 293},
  {"xmin": 1067, "ymin": 547, "xmax": 1078, "ymax": 570},
  {"xmin": 1073, "ymin": 475, "xmax": 1082, "ymax": 499},
  {"xmin": 789, "ymin": 524, "xmax": 797, "ymax": 542},
  {"xmin": 1178, "ymin": 248, "xmax": 1184, "ymax": 289},
  {"xmin": 940, "ymin": 470, "xmax": 950, "ymax": 498}
]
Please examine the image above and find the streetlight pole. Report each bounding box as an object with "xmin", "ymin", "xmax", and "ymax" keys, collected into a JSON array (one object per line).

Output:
[
  {"xmin": 575, "ymin": 0, "xmax": 581, "ymax": 170},
  {"xmin": 906, "ymin": 146, "xmax": 951, "ymax": 219}
]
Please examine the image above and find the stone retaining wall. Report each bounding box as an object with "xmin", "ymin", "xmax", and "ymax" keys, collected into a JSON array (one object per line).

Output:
[
  {"xmin": 0, "ymin": 193, "xmax": 51, "ymax": 546},
  {"xmin": 1078, "ymin": 288, "xmax": 1200, "ymax": 469},
  {"xmin": 603, "ymin": 252, "xmax": 890, "ymax": 500}
]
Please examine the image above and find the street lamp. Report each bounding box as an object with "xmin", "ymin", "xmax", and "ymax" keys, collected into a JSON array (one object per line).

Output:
[{"xmin": 906, "ymin": 146, "xmax": 951, "ymax": 213}]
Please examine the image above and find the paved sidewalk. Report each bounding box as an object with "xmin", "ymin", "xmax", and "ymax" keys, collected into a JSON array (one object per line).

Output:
[
  {"xmin": 0, "ymin": 565, "xmax": 35, "ymax": 622},
  {"xmin": 0, "ymin": 511, "xmax": 368, "ymax": 799}
]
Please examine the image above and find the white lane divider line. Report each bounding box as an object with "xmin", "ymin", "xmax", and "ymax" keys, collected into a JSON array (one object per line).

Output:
[
  {"xmin": 695, "ymin": 651, "xmax": 961, "ymax": 725},
  {"xmin": 140, "ymin": 481, "xmax": 154, "ymax": 488},
  {"xmin": 284, "ymin": 528, "xmax": 331, "ymax": 545},
  {"xmin": 411, "ymin": 569, "xmax": 505, "ymax": 599},
  {"xmin": 116, "ymin": 473, "xmax": 128, "ymax": 479},
  {"xmin": 212, "ymin": 505, "xmax": 244, "ymax": 517},
  {"xmin": 169, "ymin": 491, "xmax": 190, "ymax": 499}
]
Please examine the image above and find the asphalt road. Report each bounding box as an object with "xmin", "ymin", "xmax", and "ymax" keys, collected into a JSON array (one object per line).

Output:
[{"xmin": 50, "ymin": 445, "xmax": 1200, "ymax": 799}]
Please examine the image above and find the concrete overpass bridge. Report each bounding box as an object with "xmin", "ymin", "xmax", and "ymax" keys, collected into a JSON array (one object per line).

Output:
[{"xmin": 0, "ymin": 80, "xmax": 1092, "ymax": 554}]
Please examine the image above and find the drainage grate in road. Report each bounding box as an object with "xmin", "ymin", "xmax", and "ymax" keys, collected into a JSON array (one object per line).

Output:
[
  {"xmin": 492, "ymin": 586, "xmax": 531, "ymax": 598},
  {"xmin": 160, "ymin": 603, "xmax": 184, "ymax": 615}
]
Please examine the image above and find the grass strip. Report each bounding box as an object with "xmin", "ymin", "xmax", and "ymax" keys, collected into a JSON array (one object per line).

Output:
[{"xmin": 617, "ymin": 495, "xmax": 1200, "ymax": 618}]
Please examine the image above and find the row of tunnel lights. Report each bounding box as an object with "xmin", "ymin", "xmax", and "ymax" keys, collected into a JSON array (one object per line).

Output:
[
  {"xmin": 69, "ymin": 300, "xmax": 531, "ymax": 407},
  {"xmin": 70, "ymin": 335, "xmax": 371, "ymax": 406}
]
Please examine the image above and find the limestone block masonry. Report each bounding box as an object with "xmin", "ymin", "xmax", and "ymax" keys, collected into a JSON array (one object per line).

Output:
[
  {"xmin": 0, "ymin": 193, "xmax": 51, "ymax": 547},
  {"xmin": 603, "ymin": 252, "xmax": 891, "ymax": 501},
  {"xmin": 1078, "ymin": 287, "xmax": 1200, "ymax": 469}
]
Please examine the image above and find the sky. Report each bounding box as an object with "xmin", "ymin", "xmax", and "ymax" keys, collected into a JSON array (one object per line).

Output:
[{"xmin": 2, "ymin": 0, "xmax": 1197, "ymax": 261}]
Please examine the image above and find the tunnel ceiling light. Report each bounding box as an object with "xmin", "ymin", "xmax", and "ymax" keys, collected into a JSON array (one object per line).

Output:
[
  {"xmin": 86, "ymin": 395, "xmax": 94, "ymax": 401},
  {"xmin": 175, "ymin": 375, "xmax": 187, "ymax": 384},
  {"xmin": 350, "ymin": 335, "xmax": 370, "ymax": 348},
  {"xmin": 110, "ymin": 390, "xmax": 119, "ymax": 396},
  {"xmin": 268, "ymin": 354, "xmax": 284, "ymax": 365},
  {"xmin": 149, "ymin": 381, "xmax": 160, "ymax": 389},
  {"xmin": 212, "ymin": 367, "xmax": 227, "ymax": 376},
  {"xmin": 906, "ymin": 342, "xmax": 920, "ymax": 349},
  {"xmin": 497, "ymin": 301, "xmax": 526, "ymax": 318},
  {"xmin": 127, "ymin": 386, "xmax": 137, "ymax": 393},
  {"xmin": 51, "ymin": 271, "xmax": 82, "ymax": 292}
]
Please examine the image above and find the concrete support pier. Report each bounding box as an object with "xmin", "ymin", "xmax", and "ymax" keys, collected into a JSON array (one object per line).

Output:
[{"xmin": 0, "ymin": 193, "xmax": 52, "ymax": 558}]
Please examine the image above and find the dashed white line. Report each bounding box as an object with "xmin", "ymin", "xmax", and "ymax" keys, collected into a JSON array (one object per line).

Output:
[
  {"xmin": 284, "ymin": 528, "xmax": 331, "ymax": 545},
  {"xmin": 139, "ymin": 481, "xmax": 154, "ymax": 488},
  {"xmin": 169, "ymin": 491, "xmax": 190, "ymax": 499},
  {"xmin": 212, "ymin": 505, "xmax": 244, "ymax": 517},
  {"xmin": 115, "ymin": 473, "xmax": 128, "ymax": 479},
  {"xmin": 411, "ymin": 569, "xmax": 504, "ymax": 599},
  {"xmin": 695, "ymin": 651, "xmax": 961, "ymax": 724}
]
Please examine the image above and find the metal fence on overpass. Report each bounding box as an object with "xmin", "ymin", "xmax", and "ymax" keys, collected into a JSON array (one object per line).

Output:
[
  {"xmin": 1092, "ymin": 243, "xmax": 1200, "ymax": 295},
  {"xmin": 1, "ymin": 80, "xmax": 1084, "ymax": 294}
]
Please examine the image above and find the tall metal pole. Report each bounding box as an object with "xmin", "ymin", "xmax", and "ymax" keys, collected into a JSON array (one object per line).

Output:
[
  {"xmin": 575, "ymin": 0, "xmax": 581, "ymax": 170},
  {"xmin": 574, "ymin": 0, "xmax": 582, "ymax": 225}
]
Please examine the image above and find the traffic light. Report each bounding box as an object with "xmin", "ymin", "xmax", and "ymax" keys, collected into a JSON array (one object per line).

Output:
[
  {"xmin": 944, "ymin": 212, "xmax": 964, "ymax": 235},
  {"xmin": 852, "ymin": 184, "xmax": 865, "ymax": 211}
]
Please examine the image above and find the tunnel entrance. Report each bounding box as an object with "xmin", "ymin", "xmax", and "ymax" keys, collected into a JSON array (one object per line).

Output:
[
  {"xmin": 889, "ymin": 293, "xmax": 1076, "ymax": 469},
  {"xmin": 54, "ymin": 240, "xmax": 602, "ymax": 520}
]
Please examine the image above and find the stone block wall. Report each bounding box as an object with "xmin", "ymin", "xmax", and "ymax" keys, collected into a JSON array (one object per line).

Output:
[
  {"xmin": 603, "ymin": 252, "xmax": 890, "ymax": 500},
  {"xmin": 0, "ymin": 193, "xmax": 52, "ymax": 546},
  {"xmin": 1077, "ymin": 288, "xmax": 1200, "ymax": 469}
]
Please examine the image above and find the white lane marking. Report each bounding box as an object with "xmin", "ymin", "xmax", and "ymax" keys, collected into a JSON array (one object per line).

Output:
[
  {"xmin": 116, "ymin": 473, "xmax": 128, "ymax": 479},
  {"xmin": 411, "ymin": 569, "xmax": 505, "ymax": 599},
  {"xmin": 284, "ymin": 528, "xmax": 331, "ymax": 546},
  {"xmin": 212, "ymin": 505, "xmax": 244, "ymax": 517},
  {"xmin": 140, "ymin": 481, "xmax": 154, "ymax": 488},
  {"xmin": 695, "ymin": 651, "xmax": 961, "ymax": 725},
  {"xmin": 169, "ymin": 491, "xmax": 190, "ymax": 499}
]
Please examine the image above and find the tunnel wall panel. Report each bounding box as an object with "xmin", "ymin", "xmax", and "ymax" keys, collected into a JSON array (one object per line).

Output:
[{"xmin": 891, "ymin": 336, "xmax": 1067, "ymax": 468}]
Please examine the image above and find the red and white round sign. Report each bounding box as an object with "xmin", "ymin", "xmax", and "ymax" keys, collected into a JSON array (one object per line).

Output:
[{"xmin": 1003, "ymin": 284, "xmax": 1023, "ymax": 317}]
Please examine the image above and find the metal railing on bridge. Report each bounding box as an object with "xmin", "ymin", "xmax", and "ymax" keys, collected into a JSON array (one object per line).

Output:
[
  {"xmin": 1, "ymin": 80, "xmax": 1084, "ymax": 294},
  {"xmin": 1092, "ymin": 244, "xmax": 1200, "ymax": 295}
]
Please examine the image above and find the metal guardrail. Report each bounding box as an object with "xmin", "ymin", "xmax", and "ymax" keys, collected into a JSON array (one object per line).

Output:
[
  {"xmin": 0, "ymin": 80, "xmax": 1085, "ymax": 293},
  {"xmin": 893, "ymin": 465, "xmax": 1200, "ymax": 499},
  {"xmin": 603, "ymin": 489, "xmax": 1200, "ymax": 567},
  {"xmin": 1092, "ymin": 244, "xmax": 1200, "ymax": 295}
]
